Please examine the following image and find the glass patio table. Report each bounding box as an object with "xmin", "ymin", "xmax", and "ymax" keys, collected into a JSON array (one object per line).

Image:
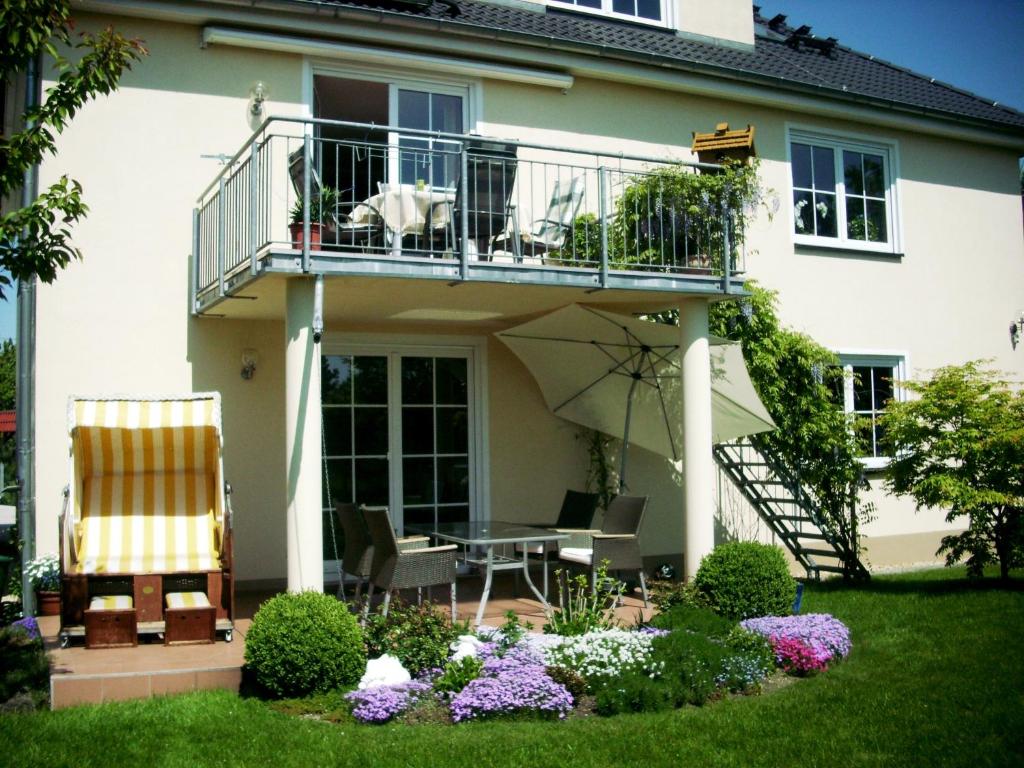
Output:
[{"xmin": 407, "ymin": 521, "xmax": 567, "ymax": 626}]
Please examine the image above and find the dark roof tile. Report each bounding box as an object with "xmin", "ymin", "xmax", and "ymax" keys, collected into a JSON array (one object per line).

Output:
[{"xmin": 315, "ymin": 0, "xmax": 1024, "ymax": 132}]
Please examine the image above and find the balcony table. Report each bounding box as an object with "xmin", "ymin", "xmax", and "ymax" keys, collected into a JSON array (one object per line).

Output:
[
  {"xmin": 349, "ymin": 186, "xmax": 454, "ymax": 254},
  {"xmin": 407, "ymin": 520, "xmax": 567, "ymax": 626}
]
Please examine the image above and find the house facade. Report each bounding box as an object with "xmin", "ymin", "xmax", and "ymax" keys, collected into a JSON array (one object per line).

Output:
[{"xmin": 12, "ymin": 0, "xmax": 1024, "ymax": 589}]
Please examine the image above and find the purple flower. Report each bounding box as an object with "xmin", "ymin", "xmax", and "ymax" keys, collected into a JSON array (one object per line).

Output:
[
  {"xmin": 345, "ymin": 681, "xmax": 432, "ymax": 724},
  {"xmin": 740, "ymin": 613, "xmax": 851, "ymax": 670},
  {"xmin": 637, "ymin": 626, "xmax": 671, "ymax": 637},
  {"xmin": 10, "ymin": 616, "xmax": 41, "ymax": 642},
  {"xmin": 450, "ymin": 649, "xmax": 573, "ymax": 723}
]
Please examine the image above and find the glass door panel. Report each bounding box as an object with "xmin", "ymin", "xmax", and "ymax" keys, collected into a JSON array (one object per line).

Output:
[
  {"xmin": 396, "ymin": 89, "xmax": 463, "ymax": 189},
  {"xmin": 400, "ymin": 356, "xmax": 470, "ymax": 531},
  {"xmin": 321, "ymin": 354, "xmax": 390, "ymax": 564}
]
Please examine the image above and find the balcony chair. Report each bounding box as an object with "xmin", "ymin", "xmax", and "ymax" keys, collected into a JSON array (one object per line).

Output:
[
  {"xmin": 288, "ymin": 146, "xmax": 383, "ymax": 249},
  {"xmin": 557, "ymin": 494, "xmax": 649, "ymax": 607},
  {"xmin": 493, "ymin": 174, "xmax": 585, "ymax": 264},
  {"xmin": 334, "ymin": 502, "xmax": 429, "ymax": 601},
  {"xmin": 360, "ymin": 505, "xmax": 459, "ymax": 621},
  {"xmin": 59, "ymin": 394, "xmax": 234, "ymax": 648},
  {"xmin": 432, "ymin": 139, "xmax": 518, "ymax": 258}
]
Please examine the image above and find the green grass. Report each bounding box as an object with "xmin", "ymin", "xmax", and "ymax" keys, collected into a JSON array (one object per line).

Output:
[{"xmin": 2, "ymin": 567, "xmax": 1022, "ymax": 768}]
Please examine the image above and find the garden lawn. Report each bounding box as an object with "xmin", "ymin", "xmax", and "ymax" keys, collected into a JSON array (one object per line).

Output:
[{"xmin": 2, "ymin": 567, "xmax": 1021, "ymax": 768}]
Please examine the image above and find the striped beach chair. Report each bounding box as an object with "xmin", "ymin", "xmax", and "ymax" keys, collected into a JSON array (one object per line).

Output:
[{"xmin": 59, "ymin": 394, "xmax": 234, "ymax": 648}]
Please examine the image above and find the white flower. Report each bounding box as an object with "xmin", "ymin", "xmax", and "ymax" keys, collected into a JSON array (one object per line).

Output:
[
  {"xmin": 815, "ymin": 201, "xmax": 829, "ymax": 219},
  {"xmin": 450, "ymin": 634, "xmax": 484, "ymax": 661},
  {"xmin": 358, "ymin": 654, "xmax": 410, "ymax": 689}
]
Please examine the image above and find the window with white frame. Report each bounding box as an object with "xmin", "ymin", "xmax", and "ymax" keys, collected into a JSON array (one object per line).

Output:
[
  {"xmin": 833, "ymin": 355, "xmax": 905, "ymax": 467},
  {"xmin": 550, "ymin": 0, "xmax": 666, "ymax": 26},
  {"xmin": 790, "ymin": 131, "xmax": 899, "ymax": 252}
]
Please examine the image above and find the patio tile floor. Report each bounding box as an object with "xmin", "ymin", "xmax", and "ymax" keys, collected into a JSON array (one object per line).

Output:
[{"xmin": 43, "ymin": 575, "xmax": 654, "ymax": 709}]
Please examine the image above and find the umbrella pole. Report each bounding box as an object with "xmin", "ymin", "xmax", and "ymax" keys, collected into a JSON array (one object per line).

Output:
[{"xmin": 619, "ymin": 376, "xmax": 640, "ymax": 493}]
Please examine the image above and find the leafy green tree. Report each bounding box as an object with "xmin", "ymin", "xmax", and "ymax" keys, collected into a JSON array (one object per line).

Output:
[
  {"xmin": 880, "ymin": 361, "xmax": 1024, "ymax": 580},
  {"xmin": 0, "ymin": 1, "xmax": 146, "ymax": 298}
]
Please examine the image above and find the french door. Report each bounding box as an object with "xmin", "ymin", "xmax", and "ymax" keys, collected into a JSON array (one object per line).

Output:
[{"xmin": 320, "ymin": 348, "xmax": 475, "ymax": 574}]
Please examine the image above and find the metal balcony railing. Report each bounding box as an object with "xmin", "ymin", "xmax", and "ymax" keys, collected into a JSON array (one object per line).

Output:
[{"xmin": 192, "ymin": 117, "xmax": 746, "ymax": 307}]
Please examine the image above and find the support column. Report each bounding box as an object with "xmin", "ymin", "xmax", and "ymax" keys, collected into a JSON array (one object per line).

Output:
[
  {"xmin": 285, "ymin": 278, "xmax": 323, "ymax": 592},
  {"xmin": 679, "ymin": 300, "xmax": 715, "ymax": 581}
]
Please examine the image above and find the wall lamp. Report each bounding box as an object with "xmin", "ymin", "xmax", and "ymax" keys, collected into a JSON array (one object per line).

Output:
[
  {"xmin": 241, "ymin": 348, "xmax": 259, "ymax": 380},
  {"xmin": 249, "ymin": 81, "xmax": 268, "ymax": 117},
  {"xmin": 1011, "ymin": 311, "xmax": 1024, "ymax": 350}
]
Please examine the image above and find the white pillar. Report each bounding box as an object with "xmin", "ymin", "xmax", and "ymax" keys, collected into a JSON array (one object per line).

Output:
[
  {"xmin": 285, "ymin": 278, "xmax": 324, "ymax": 592},
  {"xmin": 679, "ymin": 300, "xmax": 715, "ymax": 580}
]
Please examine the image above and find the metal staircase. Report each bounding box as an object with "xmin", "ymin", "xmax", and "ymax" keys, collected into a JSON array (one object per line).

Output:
[{"xmin": 713, "ymin": 440, "xmax": 870, "ymax": 580}]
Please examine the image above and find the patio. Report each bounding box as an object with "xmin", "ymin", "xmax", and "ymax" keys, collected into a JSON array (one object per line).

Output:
[{"xmin": 43, "ymin": 577, "xmax": 653, "ymax": 709}]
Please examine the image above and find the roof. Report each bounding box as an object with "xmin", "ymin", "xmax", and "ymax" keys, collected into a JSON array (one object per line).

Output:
[
  {"xmin": 0, "ymin": 411, "xmax": 15, "ymax": 434},
  {"xmin": 692, "ymin": 123, "xmax": 756, "ymax": 153},
  {"xmin": 311, "ymin": 0, "xmax": 1024, "ymax": 135}
]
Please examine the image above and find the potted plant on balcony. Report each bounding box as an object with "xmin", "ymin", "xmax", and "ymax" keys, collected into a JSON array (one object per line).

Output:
[
  {"xmin": 289, "ymin": 187, "xmax": 339, "ymax": 250},
  {"xmin": 24, "ymin": 554, "xmax": 60, "ymax": 617}
]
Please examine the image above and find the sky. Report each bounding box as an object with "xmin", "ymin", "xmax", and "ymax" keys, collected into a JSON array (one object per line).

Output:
[{"xmin": 1, "ymin": 0, "xmax": 1021, "ymax": 342}]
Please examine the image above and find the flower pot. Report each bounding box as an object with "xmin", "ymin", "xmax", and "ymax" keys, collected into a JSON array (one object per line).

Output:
[
  {"xmin": 289, "ymin": 222, "xmax": 322, "ymax": 251},
  {"xmin": 36, "ymin": 590, "xmax": 60, "ymax": 617}
]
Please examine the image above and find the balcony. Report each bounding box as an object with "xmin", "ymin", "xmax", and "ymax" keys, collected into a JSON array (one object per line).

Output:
[{"xmin": 191, "ymin": 118, "xmax": 749, "ymax": 315}]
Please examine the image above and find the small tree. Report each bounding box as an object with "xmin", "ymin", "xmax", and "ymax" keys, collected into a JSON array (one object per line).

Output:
[
  {"xmin": 880, "ymin": 362, "xmax": 1024, "ymax": 580},
  {"xmin": 0, "ymin": 2, "xmax": 146, "ymax": 297}
]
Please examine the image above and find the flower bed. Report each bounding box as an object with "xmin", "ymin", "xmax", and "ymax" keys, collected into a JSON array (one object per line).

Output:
[
  {"xmin": 740, "ymin": 614, "xmax": 851, "ymax": 674},
  {"xmin": 334, "ymin": 606, "xmax": 852, "ymax": 725}
]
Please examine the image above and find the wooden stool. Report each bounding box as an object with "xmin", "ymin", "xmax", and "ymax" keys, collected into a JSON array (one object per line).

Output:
[
  {"xmin": 164, "ymin": 591, "xmax": 216, "ymax": 645},
  {"xmin": 84, "ymin": 595, "xmax": 138, "ymax": 649}
]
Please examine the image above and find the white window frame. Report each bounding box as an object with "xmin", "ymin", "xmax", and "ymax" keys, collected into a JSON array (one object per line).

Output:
[
  {"xmin": 548, "ymin": 0, "xmax": 672, "ymax": 30},
  {"xmin": 835, "ymin": 351, "xmax": 908, "ymax": 469},
  {"xmin": 787, "ymin": 126, "xmax": 902, "ymax": 255},
  {"xmin": 306, "ymin": 59, "xmax": 480, "ymax": 129}
]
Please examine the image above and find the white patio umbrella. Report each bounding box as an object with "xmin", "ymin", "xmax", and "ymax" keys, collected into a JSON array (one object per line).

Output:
[{"xmin": 495, "ymin": 304, "xmax": 775, "ymax": 490}]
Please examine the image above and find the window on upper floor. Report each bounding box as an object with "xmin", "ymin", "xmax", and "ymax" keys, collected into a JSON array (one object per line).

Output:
[
  {"xmin": 550, "ymin": 0, "xmax": 667, "ymax": 27},
  {"xmin": 831, "ymin": 354, "xmax": 906, "ymax": 468},
  {"xmin": 789, "ymin": 131, "xmax": 900, "ymax": 254}
]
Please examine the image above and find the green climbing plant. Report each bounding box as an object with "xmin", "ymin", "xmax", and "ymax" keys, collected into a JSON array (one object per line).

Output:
[{"xmin": 707, "ymin": 282, "xmax": 875, "ymax": 572}]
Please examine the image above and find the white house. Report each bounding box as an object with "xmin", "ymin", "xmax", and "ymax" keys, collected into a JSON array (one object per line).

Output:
[{"xmin": 8, "ymin": 0, "xmax": 1024, "ymax": 593}]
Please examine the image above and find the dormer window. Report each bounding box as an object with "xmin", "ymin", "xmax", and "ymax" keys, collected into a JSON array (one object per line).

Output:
[{"xmin": 551, "ymin": 0, "xmax": 667, "ymax": 27}]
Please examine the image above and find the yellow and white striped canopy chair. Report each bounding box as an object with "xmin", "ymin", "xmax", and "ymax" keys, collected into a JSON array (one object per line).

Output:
[{"xmin": 59, "ymin": 394, "xmax": 234, "ymax": 648}]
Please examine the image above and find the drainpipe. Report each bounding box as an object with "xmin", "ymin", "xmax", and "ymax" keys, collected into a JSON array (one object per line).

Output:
[{"xmin": 16, "ymin": 54, "xmax": 41, "ymax": 615}]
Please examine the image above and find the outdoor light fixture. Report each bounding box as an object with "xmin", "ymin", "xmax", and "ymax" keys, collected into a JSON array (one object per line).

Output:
[
  {"xmin": 249, "ymin": 81, "xmax": 268, "ymax": 116},
  {"xmin": 241, "ymin": 348, "xmax": 259, "ymax": 379},
  {"xmin": 1011, "ymin": 311, "xmax": 1024, "ymax": 350}
]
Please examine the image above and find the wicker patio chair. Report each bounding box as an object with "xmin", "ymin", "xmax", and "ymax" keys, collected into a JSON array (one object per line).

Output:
[
  {"xmin": 360, "ymin": 505, "xmax": 458, "ymax": 621},
  {"xmin": 335, "ymin": 502, "xmax": 429, "ymax": 601},
  {"xmin": 558, "ymin": 494, "xmax": 649, "ymax": 607}
]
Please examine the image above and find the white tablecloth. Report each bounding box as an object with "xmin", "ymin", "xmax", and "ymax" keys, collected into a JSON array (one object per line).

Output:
[{"xmin": 350, "ymin": 186, "xmax": 454, "ymax": 237}]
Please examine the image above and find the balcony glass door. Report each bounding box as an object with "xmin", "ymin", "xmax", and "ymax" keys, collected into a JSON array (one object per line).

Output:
[{"xmin": 321, "ymin": 349, "xmax": 474, "ymax": 578}]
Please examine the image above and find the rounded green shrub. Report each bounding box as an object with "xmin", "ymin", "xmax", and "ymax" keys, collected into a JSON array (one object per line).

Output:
[
  {"xmin": 244, "ymin": 591, "xmax": 366, "ymax": 698},
  {"xmin": 693, "ymin": 542, "xmax": 796, "ymax": 620}
]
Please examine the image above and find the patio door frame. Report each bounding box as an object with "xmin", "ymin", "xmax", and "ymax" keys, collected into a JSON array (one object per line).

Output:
[
  {"xmin": 319, "ymin": 333, "xmax": 490, "ymax": 582},
  {"xmin": 305, "ymin": 59, "xmax": 481, "ymax": 182}
]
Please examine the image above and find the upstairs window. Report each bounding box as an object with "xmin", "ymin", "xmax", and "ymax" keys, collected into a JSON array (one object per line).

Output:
[
  {"xmin": 789, "ymin": 131, "xmax": 899, "ymax": 253},
  {"xmin": 551, "ymin": 0, "xmax": 666, "ymax": 26}
]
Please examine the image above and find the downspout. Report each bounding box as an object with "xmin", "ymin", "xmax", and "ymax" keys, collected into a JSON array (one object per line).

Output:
[{"xmin": 16, "ymin": 54, "xmax": 41, "ymax": 616}]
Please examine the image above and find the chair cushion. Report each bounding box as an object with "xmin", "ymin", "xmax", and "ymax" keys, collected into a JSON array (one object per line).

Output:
[
  {"xmin": 165, "ymin": 591, "xmax": 212, "ymax": 610},
  {"xmin": 75, "ymin": 471, "xmax": 220, "ymax": 574},
  {"xmin": 558, "ymin": 547, "xmax": 593, "ymax": 565},
  {"xmin": 514, "ymin": 543, "xmax": 546, "ymax": 555},
  {"xmin": 89, "ymin": 595, "xmax": 134, "ymax": 610}
]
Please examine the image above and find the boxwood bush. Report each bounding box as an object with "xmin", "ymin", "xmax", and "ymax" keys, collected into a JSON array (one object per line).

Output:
[
  {"xmin": 244, "ymin": 591, "xmax": 365, "ymax": 698},
  {"xmin": 694, "ymin": 542, "xmax": 796, "ymax": 620}
]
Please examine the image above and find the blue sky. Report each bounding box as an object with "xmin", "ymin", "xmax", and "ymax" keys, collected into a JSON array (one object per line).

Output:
[{"xmin": 1, "ymin": 1, "xmax": 1021, "ymax": 342}]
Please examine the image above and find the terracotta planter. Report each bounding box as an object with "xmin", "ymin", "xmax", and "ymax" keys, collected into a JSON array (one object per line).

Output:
[
  {"xmin": 36, "ymin": 590, "xmax": 60, "ymax": 617},
  {"xmin": 289, "ymin": 222, "xmax": 322, "ymax": 251}
]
